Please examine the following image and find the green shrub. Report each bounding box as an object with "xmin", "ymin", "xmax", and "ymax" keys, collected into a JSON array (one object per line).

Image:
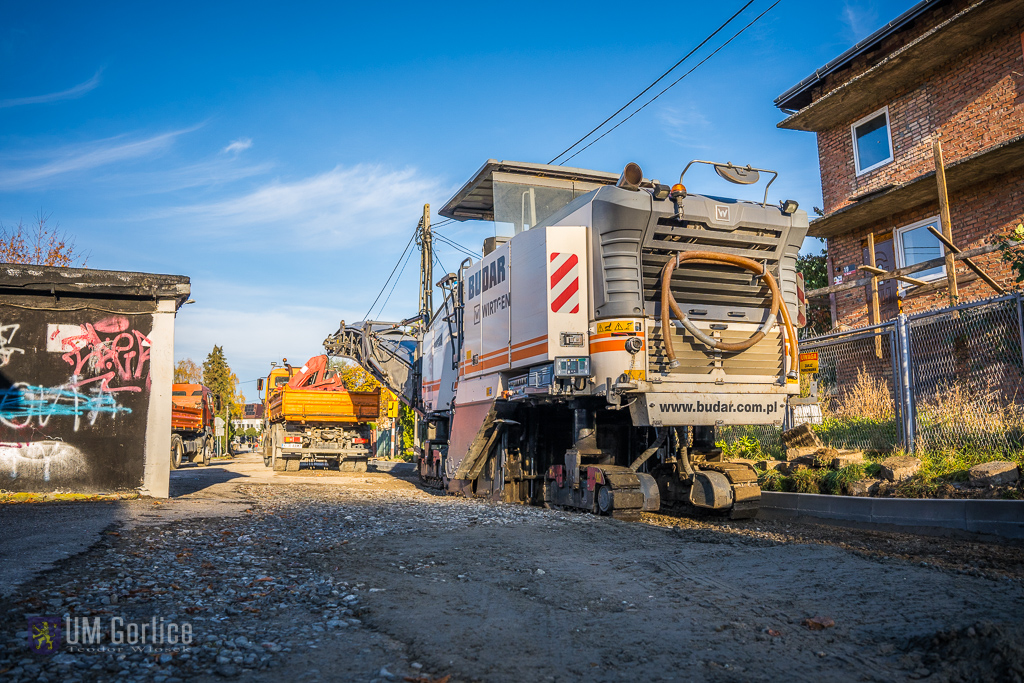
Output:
[
  {"xmin": 717, "ymin": 435, "xmax": 765, "ymax": 460},
  {"xmin": 758, "ymin": 467, "xmax": 785, "ymax": 492},
  {"xmin": 822, "ymin": 463, "xmax": 866, "ymax": 495},
  {"xmin": 787, "ymin": 468, "xmax": 826, "ymax": 494}
]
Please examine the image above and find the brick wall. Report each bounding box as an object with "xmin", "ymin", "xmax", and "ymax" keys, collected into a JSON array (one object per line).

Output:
[
  {"xmin": 817, "ymin": 23, "xmax": 1024, "ymax": 215},
  {"xmin": 827, "ymin": 171, "xmax": 1024, "ymax": 328},
  {"xmin": 813, "ymin": 0, "xmax": 971, "ymax": 100}
]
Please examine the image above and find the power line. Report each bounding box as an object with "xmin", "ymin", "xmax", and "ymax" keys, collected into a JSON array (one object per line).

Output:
[
  {"xmin": 561, "ymin": 0, "xmax": 781, "ymax": 166},
  {"xmin": 434, "ymin": 232, "xmax": 480, "ymax": 258},
  {"xmin": 363, "ymin": 224, "xmax": 419, "ymax": 320},
  {"xmin": 548, "ymin": 0, "xmax": 757, "ymax": 165},
  {"xmin": 374, "ymin": 242, "xmax": 417, "ymax": 320}
]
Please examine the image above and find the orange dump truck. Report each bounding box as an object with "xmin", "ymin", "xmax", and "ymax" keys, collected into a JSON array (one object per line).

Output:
[
  {"xmin": 171, "ymin": 383, "xmax": 215, "ymax": 469},
  {"xmin": 259, "ymin": 355, "xmax": 380, "ymax": 472}
]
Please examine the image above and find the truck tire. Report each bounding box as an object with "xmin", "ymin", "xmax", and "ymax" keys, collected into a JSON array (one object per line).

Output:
[
  {"xmin": 271, "ymin": 425, "xmax": 287, "ymax": 471},
  {"xmin": 286, "ymin": 457, "xmax": 301, "ymax": 472},
  {"xmin": 196, "ymin": 436, "xmax": 212, "ymax": 467},
  {"xmin": 170, "ymin": 434, "xmax": 184, "ymax": 470}
]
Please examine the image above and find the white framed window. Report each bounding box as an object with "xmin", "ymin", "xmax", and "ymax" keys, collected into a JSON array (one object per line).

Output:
[
  {"xmin": 895, "ymin": 216, "xmax": 946, "ymax": 285},
  {"xmin": 851, "ymin": 106, "xmax": 894, "ymax": 175}
]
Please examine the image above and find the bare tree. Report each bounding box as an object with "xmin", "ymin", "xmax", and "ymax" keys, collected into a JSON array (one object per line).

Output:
[{"xmin": 0, "ymin": 211, "xmax": 88, "ymax": 267}]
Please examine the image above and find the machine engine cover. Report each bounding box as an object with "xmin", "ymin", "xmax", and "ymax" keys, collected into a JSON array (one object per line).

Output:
[
  {"xmin": 689, "ymin": 470, "xmax": 734, "ymax": 509},
  {"xmin": 636, "ymin": 472, "xmax": 661, "ymax": 512}
]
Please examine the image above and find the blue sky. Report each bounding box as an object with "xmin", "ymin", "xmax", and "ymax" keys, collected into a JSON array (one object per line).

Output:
[{"xmin": 0, "ymin": 0, "xmax": 914, "ymax": 395}]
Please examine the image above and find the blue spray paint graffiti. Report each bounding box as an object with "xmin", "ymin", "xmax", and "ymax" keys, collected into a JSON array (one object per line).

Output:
[{"xmin": 0, "ymin": 383, "xmax": 132, "ymax": 431}]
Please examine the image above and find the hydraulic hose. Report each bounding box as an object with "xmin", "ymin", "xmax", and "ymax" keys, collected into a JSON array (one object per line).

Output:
[
  {"xmin": 660, "ymin": 251, "xmax": 799, "ymax": 377},
  {"xmin": 629, "ymin": 428, "xmax": 668, "ymax": 472}
]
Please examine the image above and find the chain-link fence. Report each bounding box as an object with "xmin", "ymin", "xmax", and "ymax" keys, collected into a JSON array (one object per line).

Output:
[
  {"xmin": 907, "ymin": 294, "xmax": 1024, "ymax": 453},
  {"xmin": 717, "ymin": 292, "xmax": 1024, "ymax": 455}
]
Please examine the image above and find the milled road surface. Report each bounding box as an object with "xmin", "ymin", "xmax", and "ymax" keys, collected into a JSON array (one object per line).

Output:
[{"xmin": 1, "ymin": 452, "xmax": 1022, "ymax": 682}]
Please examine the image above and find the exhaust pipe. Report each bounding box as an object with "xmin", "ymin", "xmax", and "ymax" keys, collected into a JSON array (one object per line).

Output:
[{"xmin": 616, "ymin": 162, "xmax": 643, "ymax": 191}]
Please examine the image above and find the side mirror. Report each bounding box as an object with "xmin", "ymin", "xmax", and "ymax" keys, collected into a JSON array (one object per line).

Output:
[{"xmin": 256, "ymin": 378, "xmax": 264, "ymax": 392}]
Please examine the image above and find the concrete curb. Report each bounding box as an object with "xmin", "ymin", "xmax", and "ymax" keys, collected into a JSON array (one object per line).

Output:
[{"xmin": 759, "ymin": 492, "xmax": 1024, "ymax": 540}]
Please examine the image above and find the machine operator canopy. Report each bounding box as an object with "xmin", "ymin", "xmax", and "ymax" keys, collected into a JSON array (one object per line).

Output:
[{"xmin": 439, "ymin": 160, "xmax": 625, "ymax": 237}]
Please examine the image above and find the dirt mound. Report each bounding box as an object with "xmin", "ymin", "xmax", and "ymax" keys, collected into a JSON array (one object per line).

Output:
[{"xmin": 903, "ymin": 621, "xmax": 1024, "ymax": 682}]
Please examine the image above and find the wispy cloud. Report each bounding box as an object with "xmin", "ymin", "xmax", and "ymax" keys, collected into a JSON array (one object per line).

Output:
[
  {"xmin": 223, "ymin": 138, "xmax": 253, "ymax": 154},
  {"xmin": 840, "ymin": 2, "xmax": 879, "ymax": 42},
  {"xmin": 0, "ymin": 126, "xmax": 200, "ymax": 190},
  {"xmin": 107, "ymin": 158, "xmax": 274, "ymax": 196},
  {"xmin": 0, "ymin": 69, "xmax": 104, "ymax": 109},
  {"xmin": 161, "ymin": 164, "xmax": 451, "ymax": 246},
  {"xmin": 658, "ymin": 105, "xmax": 714, "ymax": 149},
  {"xmin": 173, "ymin": 298, "xmax": 362, "ymax": 387}
]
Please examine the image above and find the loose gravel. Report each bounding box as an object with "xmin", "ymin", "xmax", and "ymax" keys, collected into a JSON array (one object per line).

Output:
[
  {"xmin": 0, "ymin": 478, "xmax": 589, "ymax": 683},
  {"xmin": 1, "ymin": 462, "xmax": 1022, "ymax": 682}
]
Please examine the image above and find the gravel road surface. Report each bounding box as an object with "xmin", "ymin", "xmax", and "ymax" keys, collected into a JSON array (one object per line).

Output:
[{"xmin": 1, "ymin": 453, "xmax": 1022, "ymax": 682}]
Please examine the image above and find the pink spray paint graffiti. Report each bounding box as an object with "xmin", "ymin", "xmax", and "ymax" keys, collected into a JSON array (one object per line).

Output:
[
  {"xmin": 53, "ymin": 316, "xmax": 153, "ymax": 394},
  {"xmin": 0, "ymin": 316, "xmax": 157, "ymax": 432}
]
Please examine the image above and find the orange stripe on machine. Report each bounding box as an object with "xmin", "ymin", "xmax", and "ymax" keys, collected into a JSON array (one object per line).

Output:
[{"xmin": 511, "ymin": 340, "xmax": 548, "ymax": 362}]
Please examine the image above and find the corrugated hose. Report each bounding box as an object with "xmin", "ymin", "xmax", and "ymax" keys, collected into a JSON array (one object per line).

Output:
[{"xmin": 660, "ymin": 251, "xmax": 798, "ymax": 377}]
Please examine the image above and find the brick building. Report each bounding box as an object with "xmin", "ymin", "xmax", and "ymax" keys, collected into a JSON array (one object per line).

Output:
[{"xmin": 775, "ymin": 0, "xmax": 1024, "ymax": 328}]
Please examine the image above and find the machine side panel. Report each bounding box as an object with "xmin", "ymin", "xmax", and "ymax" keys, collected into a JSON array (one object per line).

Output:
[
  {"xmin": 544, "ymin": 226, "xmax": 590, "ymax": 361},
  {"xmin": 436, "ymin": 328, "xmax": 457, "ymax": 411},
  {"xmin": 589, "ymin": 188, "xmax": 650, "ymax": 320},
  {"xmin": 477, "ymin": 242, "xmax": 511, "ymax": 376},
  {"xmin": 509, "ymin": 226, "xmax": 549, "ymax": 369},
  {"xmin": 422, "ymin": 325, "xmax": 437, "ymax": 411},
  {"xmin": 422, "ymin": 316, "xmax": 457, "ymax": 412},
  {"xmin": 460, "ymin": 260, "xmax": 482, "ymax": 378}
]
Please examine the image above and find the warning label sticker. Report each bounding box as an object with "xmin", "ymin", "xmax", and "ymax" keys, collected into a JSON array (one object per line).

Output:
[
  {"xmin": 799, "ymin": 351, "xmax": 819, "ymax": 373},
  {"xmin": 595, "ymin": 320, "xmax": 641, "ymax": 334}
]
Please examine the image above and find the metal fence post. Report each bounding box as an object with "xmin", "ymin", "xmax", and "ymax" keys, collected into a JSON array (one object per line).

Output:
[
  {"xmin": 896, "ymin": 313, "xmax": 916, "ymax": 453},
  {"xmin": 1015, "ymin": 292, "xmax": 1024, "ymax": 370},
  {"xmin": 888, "ymin": 325, "xmax": 901, "ymax": 451}
]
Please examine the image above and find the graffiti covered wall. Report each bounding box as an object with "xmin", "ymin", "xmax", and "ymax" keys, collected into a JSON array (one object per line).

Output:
[{"xmin": 0, "ymin": 265, "xmax": 188, "ymax": 495}]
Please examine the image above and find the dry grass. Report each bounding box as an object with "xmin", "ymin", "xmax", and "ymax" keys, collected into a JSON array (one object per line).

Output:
[
  {"xmin": 915, "ymin": 381, "xmax": 1024, "ymax": 451},
  {"xmin": 820, "ymin": 367, "xmax": 895, "ymax": 421}
]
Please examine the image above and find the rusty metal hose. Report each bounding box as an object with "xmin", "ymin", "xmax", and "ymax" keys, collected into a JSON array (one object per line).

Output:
[{"xmin": 660, "ymin": 251, "xmax": 799, "ymax": 377}]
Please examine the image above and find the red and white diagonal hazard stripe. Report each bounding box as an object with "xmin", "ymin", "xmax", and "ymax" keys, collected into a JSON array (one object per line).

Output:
[{"xmin": 549, "ymin": 252, "xmax": 580, "ymax": 314}]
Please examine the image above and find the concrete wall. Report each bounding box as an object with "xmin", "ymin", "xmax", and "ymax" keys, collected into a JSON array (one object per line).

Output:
[{"xmin": 0, "ymin": 266, "xmax": 188, "ymax": 497}]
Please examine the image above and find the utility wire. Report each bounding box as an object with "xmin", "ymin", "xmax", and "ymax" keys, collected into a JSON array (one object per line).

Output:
[
  {"xmin": 373, "ymin": 242, "xmax": 418, "ymax": 320},
  {"xmin": 363, "ymin": 225, "xmax": 418, "ymax": 320},
  {"xmin": 435, "ymin": 235, "xmax": 478, "ymax": 258},
  {"xmin": 561, "ymin": 0, "xmax": 780, "ymax": 166},
  {"xmin": 434, "ymin": 232, "xmax": 480, "ymax": 258},
  {"xmin": 548, "ymin": 0, "xmax": 757, "ymax": 165}
]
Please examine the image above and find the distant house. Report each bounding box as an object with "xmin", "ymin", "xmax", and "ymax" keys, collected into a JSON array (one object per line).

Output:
[
  {"xmin": 232, "ymin": 403, "xmax": 264, "ymax": 432},
  {"xmin": 775, "ymin": 0, "xmax": 1024, "ymax": 328}
]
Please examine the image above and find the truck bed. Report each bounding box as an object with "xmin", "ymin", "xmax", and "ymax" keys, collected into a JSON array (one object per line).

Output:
[
  {"xmin": 171, "ymin": 404, "xmax": 204, "ymax": 432},
  {"xmin": 267, "ymin": 388, "xmax": 379, "ymax": 424}
]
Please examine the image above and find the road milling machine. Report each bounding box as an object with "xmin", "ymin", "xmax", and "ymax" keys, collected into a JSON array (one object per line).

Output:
[{"xmin": 326, "ymin": 159, "xmax": 807, "ymax": 519}]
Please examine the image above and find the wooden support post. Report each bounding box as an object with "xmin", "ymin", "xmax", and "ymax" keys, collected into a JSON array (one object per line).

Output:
[
  {"xmin": 866, "ymin": 232, "xmax": 882, "ymax": 357},
  {"xmin": 934, "ymin": 138, "xmax": 958, "ymax": 305},
  {"xmin": 859, "ymin": 265, "xmax": 929, "ymax": 287},
  {"xmin": 925, "ymin": 226, "xmax": 1006, "ymax": 294}
]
